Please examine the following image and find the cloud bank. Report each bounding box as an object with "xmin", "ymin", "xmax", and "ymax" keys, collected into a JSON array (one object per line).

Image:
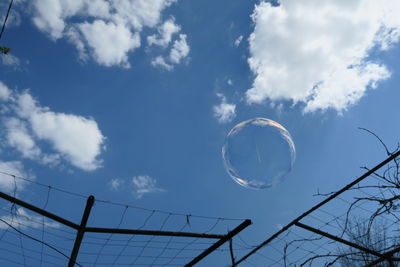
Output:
[{"xmin": 247, "ymin": 0, "xmax": 400, "ymax": 112}]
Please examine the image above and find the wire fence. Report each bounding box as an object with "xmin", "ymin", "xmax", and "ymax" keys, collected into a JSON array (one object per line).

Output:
[
  {"xmin": 1, "ymin": 143, "xmax": 400, "ymax": 266},
  {"xmin": 0, "ymin": 171, "xmax": 251, "ymax": 267},
  {"xmin": 234, "ymin": 148, "xmax": 400, "ymax": 266}
]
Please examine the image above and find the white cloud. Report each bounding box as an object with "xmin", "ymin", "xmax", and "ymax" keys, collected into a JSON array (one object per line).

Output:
[
  {"xmin": 66, "ymin": 27, "xmax": 88, "ymax": 61},
  {"xmin": 132, "ymin": 175, "xmax": 165, "ymax": 199},
  {"xmin": 0, "ymin": 81, "xmax": 12, "ymax": 101},
  {"xmin": 213, "ymin": 93, "xmax": 236, "ymax": 124},
  {"xmin": 15, "ymin": 92, "xmax": 105, "ymax": 171},
  {"xmin": 0, "ymin": 82, "xmax": 105, "ymax": 171},
  {"xmin": 0, "ymin": 161, "xmax": 28, "ymax": 194},
  {"xmin": 0, "ymin": 208, "xmax": 59, "ymax": 230},
  {"xmin": 247, "ymin": 0, "xmax": 400, "ymax": 112},
  {"xmin": 147, "ymin": 17, "xmax": 180, "ymax": 47},
  {"xmin": 109, "ymin": 178, "xmax": 124, "ymax": 191},
  {"xmin": 234, "ymin": 35, "xmax": 243, "ymax": 47},
  {"xmin": 32, "ymin": 0, "xmax": 111, "ymax": 40},
  {"xmin": 150, "ymin": 32, "xmax": 190, "ymax": 70},
  {"xmin": 151, "ymin": 55, "xmax": 173, "ymax": 71},
  {"xmin": 77, "ymin": 20, "xmax": 140, "ymax": 68},
  {"xmin": 1, "ymin": 54, "xmax": 20, "ymax": 67},
  {"xmin": 31, "ymin": 0, "xmax": 179, "ymax": 67},
  {"xmin": 110, "ymin": 0, "xmax": 176, "ymax": 30},
  {"xmin": 4, "ymin": 118, "xmax": 42, "ymax": 160},
  {"xmin": 169, "ymin": 34, "xmax": 189, "ymax": 64},
  {"xmin": 32, "ymin": 0, "xmax": 65, "ymax": 40}
]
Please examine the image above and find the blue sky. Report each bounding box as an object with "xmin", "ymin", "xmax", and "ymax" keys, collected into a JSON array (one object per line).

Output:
[{"xmin": 1, "ymin": 0, "xmax": 400, "ymax": 266}]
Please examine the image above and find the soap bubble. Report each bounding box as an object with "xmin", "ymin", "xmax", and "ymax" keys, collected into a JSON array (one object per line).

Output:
[{"xmin": 222, "ymin": 118, "xmax": 295, "ymax": 189}]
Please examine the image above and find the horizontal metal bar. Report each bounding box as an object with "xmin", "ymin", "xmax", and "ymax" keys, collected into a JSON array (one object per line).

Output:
[
  {"xmin": 294, "ymin": 222, "xmax": 389, "ymax": 259},
  {"xmin": 84, "ymin": 227, "xmax": 225, "ymax": 239},
  {"xmin": 0, "ymin": 191, "xmax": 79, "ymax": 229},
  {"xmin": 186, "ymin": 219, "xmax": 252, "ymax": 267},
  {"xmin": 235, "ymin": 150, "xmax": 400, "ymax": 265}
]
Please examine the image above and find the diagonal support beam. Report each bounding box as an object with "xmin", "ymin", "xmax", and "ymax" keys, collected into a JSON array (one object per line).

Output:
[
  {"xmin": 0, "ymin": 191, "xmax": 79, "ymax": 229},
  {"xmin": 185, "ymin": 219, "xmax": 251, "ymax": 267},
  {"xmin": 0, "ymin": 189, "xmax": 252, "ymax": 266},
  {"xmin": 68, "ymin": 195, "xmax": 95, "ymax": 267},
  {"xmin": 294, "ymin": 222, "xmax": 391, "ymax": 260},
  {"xmin": 235, "ymin": 150, "xmax": 400, "ymax": 266}
]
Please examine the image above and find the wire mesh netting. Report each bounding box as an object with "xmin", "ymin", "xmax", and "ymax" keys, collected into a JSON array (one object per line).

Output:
[
  {"xmin": 0, "ymin": 171, "xmax": 250, "ymax": 267},
  {"xmin": 234, "ymin": 150, "xmax": 400, "ymax": 266},
  {"xmin": 1, "ymin": 149, "xmax": 399, "ymax": 266}
]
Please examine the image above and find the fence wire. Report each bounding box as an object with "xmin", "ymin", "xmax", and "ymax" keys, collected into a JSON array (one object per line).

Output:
[
  {"xmin": 0, "ymin": 171, "xmax": 249, "ymax": 267},
  {"xmin": 235, "ymin": 149, "xmax": 400, "ymax": 266},
  {"xmin": 1, "ymin": 146, "xmax": 399, "ymax": 266}
]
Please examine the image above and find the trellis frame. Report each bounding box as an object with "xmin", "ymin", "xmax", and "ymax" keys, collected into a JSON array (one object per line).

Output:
[
  {"xmin": 0, "ymin": 190, "xmax": 251, "ymax": 266},
  {"xmin": 235, "ymin": 150, "xmax": 400, "ymax": 266}
]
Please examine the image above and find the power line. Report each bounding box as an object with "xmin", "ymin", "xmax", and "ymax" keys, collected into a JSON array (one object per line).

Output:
[{"xmin": 0, "ymin": 0, "xmax": 13, "ymax": 40}]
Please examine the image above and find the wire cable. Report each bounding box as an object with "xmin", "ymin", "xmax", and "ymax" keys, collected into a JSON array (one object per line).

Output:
[{"xmin": 0, "ymin": 0, "xmax": 13, "ymax": 40}]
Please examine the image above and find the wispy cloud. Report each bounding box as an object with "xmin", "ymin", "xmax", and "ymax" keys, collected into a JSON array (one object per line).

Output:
[
  {"xmin": 132, "ymin": 175, "xmax": 166, "ymax": 199},
  {"xmin": 147, "ymin": 17, "xmax": 181, "ymax": 48},
  {"xmin": 169, "ymin": 34, "xmax": 189, "ymax": 64},
  {"xmin": 213, "ymin": 93, "xmax": 236, "ymax": 124},
  {"xmin": 0, "ymin": 161, "xmax": 28, "ymax": 194},
  {"xmin": 1, "ymin": 54, "xmax": 20, "ymax": 67},
  {"xmin": 4, "ymin": 117, "xmax": 43, "ymax": 161},
  {"xmin": 0, "ymin": 81, "xmax": 12, "ymax": 101},
  {"xmin": 151, "ymin": 33, "xmax": 190, "ymax": 71},
  {"xmin": 107, "ymin": 175, "xmax": 166, "ymax": 199},
  {"xmin": 0, "ymin": 208, "xmax": 59, "ymax": 230},
  {"xmin": 234, "ymin": 35, "xmax": 243, "ymax": 47},
  {"xmin": 109, "ymin": 178, "xmax": 124, "ymax": 191},
  {"xmin": 151, "ymin": 56, "xmax": 173, "ymax": 71}
]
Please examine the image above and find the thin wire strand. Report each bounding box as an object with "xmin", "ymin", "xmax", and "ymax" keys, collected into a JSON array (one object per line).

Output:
[
  {"xmin": 0, "ymin": 170, "xmax": 245, "ymax": 221},
  {"xmin": 0, "ymin": 218, "xmax": 85, "ymax": 267},
  {"xmin": 0, "ymin": 0, "xmax": 13, "ymax": 40},
  {"xmin": 151, "ymin": 219, "xmax": 189, "ymax": 265},
  {"xmin": 40, "ymin": 186, "xmax": 51, "ymax": 267},
  {"xmin": 93, "ymin": 205, "xmax": 128, "ymax": 266},
  {"xmin": 110, "ymin": 210, "xmax": 153, "ymax": 266},
  {"xmin": 130, "ymin": 213, "xmax": 172, "ymax": 265}
]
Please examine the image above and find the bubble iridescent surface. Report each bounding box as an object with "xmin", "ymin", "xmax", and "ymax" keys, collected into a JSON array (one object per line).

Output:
[{"xmin": 222, "ymin": 118, "xmax": 296, "ymax": 189}]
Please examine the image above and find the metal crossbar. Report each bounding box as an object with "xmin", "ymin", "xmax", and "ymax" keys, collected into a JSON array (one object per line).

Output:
[
  {"xmin": 0, "ymin": 190, "xmax": 251, "ymax": 266},
  {"xmin": 185, "ymin": 219, "xmax": 251, "ymax": 266},
  {"xmin": 235, "ymin": 150, "xmax": 400, "ymax": 266}
]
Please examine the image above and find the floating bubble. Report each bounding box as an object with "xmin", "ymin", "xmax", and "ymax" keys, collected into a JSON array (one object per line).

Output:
[{"xmin": 222, "ymin": 118, "xmax": 295, "ymax": 189}]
